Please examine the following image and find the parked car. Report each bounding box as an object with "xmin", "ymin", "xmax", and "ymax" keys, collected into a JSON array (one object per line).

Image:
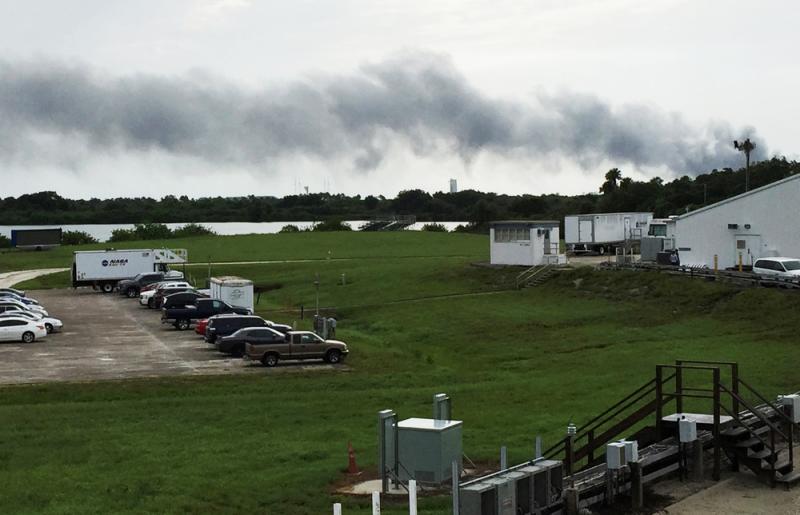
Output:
[
  {"xmin": 151, "ymin": 286, "xmax": 198, "ymax": 309},
  {"xmin": 163, "ymin": 291, "xmax": 208, "ymax": 311},
  {"xmin": 0, "ymin": 300, "xmax": 48, "ymax": 317},
  {"xmin": 0, "ymin": 287, "xmax": 25, "ymax": 297},
  {"xmin": 206, "ymin": 315, "xmax": 292, "ymax": 345},
  {"xmin": 0, "ymin": 311, "xmax": 63, "ymax": 333},
  {"xmin": 0, "ymin": 292, "xmax": 40, "ymax": 305},
  {"xmin": 117, "ymin": 272, "xmax": 181, "ymax": 298},
  {"xmin": 218, "ymin": 326, "xmax": 286, "ymax": 356},
  {"xmin": 195, "ymin": 318, "xmax": 210, "ymax": 335},
  {"xmin": 244, "ymin": 330, "xmax": 348, "ymax": 367},
  {"xmin": 139, "ymin": 281, "xmax": 191, "ymax": 307},
  {"xmin": 752, "ymin": 257, "xmax": 800, "ymax": 280},
  {"xmin": 161, "ymin": 298, "xmax": 251, "ymax": 330},
  {"xmin": 0, "ymin": 316, "xmax": 47, "ymax": 343}
]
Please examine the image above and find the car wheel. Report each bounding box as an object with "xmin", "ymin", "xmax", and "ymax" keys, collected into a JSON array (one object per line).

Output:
[
  {"xmin": 101, "ymin": 282, "xmax": 114, "ymax": 294},
  {"xmin": 325, "ymin": 349, "xmax": 342, "ymax": 364},
  {"xmin": 45, "ymin": 323, "xmax": 53, "ymax": 333},
  {"xmin": 176, "ymin": 319, "xmax": 190, "ymax": 331},
  {"xmin": 21, "ymin": 331, "xmax": 35, "ymax": 343},
  {"xmin": 147, "ymin": 298, "xmax": 155, "ymax": 309},
  {"xmin": 262, "ymin": 353, "xmax": 279, "ymax": 367},
  {"xmin": 126, "ymin": 287, "xmax": 138, "ymax": 298}
]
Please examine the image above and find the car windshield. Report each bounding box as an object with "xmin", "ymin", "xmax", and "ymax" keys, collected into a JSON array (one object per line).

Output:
[{"xmin": 782, "ymin": 260, "xmax": 800, "ymax": 271}]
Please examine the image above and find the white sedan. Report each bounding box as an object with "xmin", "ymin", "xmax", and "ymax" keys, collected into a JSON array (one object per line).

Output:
[
  {"xmin": 0, "ymin": 300, "xmax": 49, "ymax": 318},
  {"xmin": 0, "ymin": 316, "xmax": 47, "ymax": 343},
  {"xmin": 0, "ymin": 311, "xmax": 63, "ymax": 333}
]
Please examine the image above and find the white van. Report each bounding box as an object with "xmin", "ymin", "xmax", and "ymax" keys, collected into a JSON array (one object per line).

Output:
[{"xmin": 752, "ymin": 257, "xmax": 800, "ymax": 279}]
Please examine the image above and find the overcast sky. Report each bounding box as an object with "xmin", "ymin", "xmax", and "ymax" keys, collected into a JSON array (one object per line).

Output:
[{"xmin": 0, "ymin": 0, "xmax": 796, "ymax": 199}]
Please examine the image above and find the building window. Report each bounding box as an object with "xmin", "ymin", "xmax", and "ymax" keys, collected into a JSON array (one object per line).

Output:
[{"xmin": 494, "ymin": 227, "xmax": 530, "ymax": 243}]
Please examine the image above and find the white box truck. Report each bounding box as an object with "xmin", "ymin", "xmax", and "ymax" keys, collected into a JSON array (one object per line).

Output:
[
  {"xmin": 210, "ymin": 276, "xmax": 254, "ymax": 312},
  {"xmin": 564, "ymin": 212, "xmax": 653, "ymax": 254},
  {"xmin": 72, "ymin": 248, "xmax": 188, "ymax": 293}
]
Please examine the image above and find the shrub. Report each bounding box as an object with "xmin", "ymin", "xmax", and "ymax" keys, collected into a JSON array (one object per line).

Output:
[
  {"xmin": 279, "ymin": 224, "xmax": 301, "ymax": 233},
  {"xmin": 421, "ymin": 223, "xmax": 447, "ymax": 232},
  {"xmin": 312, "ymin": 219, "xmax": 352, "ymax": 232},
  {"xmin": 0, "ymin": 235, "xmax": 10, "ymax": 248},
  {"xmin": 172, "ymin": 223, "xmax": 215, "ymax": 238},
  {"xmin": 109, "ymin": 228, "xmax": 137, "ymax": 242},
  {"xmin": 61, "ymin": 230, "xmax": 98, "ymax": 245},
  {"xmin": 133, "ymin": 223, "xmax": 173, "ymax": 240}
]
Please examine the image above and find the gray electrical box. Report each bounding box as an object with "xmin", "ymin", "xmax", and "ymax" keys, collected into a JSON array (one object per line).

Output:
[
  {"xmin": 460, "ymin": 460, "xmax": 564, "ymax": 515},
  {"xmin": 517, "ymin": 460, "xmax": 563, "ymax": 514},
  {"xmin": 397, "ymin": 417, "xmax": 462, "ymax": 484},
  {"xmin": 460, "ymin": 479, "xmax": 499, "ymax": 515}
]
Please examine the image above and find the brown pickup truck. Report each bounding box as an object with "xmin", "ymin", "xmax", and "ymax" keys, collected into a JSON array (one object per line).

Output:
[{"xmin": 244, "ymin": 330, "xmax": 349, "ymax": 367}]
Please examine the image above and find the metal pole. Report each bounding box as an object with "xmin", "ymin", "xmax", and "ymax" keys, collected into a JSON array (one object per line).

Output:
[
  {"xmin": 535, "ymin": 436, "xmax": 542, "ymax": 459},
  {"xmin": 372, "ymin": 491, "xmax": 381, "ymax": 515},
  {"xmin": 746, "ymin": 152, "xmax": 750, "ymax": 192},
  {"xmin": 500, "ymin": 446, "xmax": 508, "ymax": 470},
  {"xmin": 588, "ymin": 429, "xmax": 595, "ymax": 463},
  {"xmin": 315, "ymin": 273, "xmax": 320, "ymax": 316},
  {"xmin": 731, "ymin": 363, "xmax": 739, "ymax": 416},
  {"xmin": 452, "ymin": 460, "xmax": 460, "ymax": 515},
  {"xmin": 676, "ymin": 364, "xmax": 684, "ymax": 414},
  {"xmin": 655, "ymin": 365, "xmax": 664, "ymax": 440},
  {"xmin": 333, "ymin": 503, "xmax": 342, "ymax": 515},
  {"xmin": 409, "ymin": 479, "xmax": 417, "ymax": 515},
  {"xmin": 712, "ymin": 367, "xmax": 721, "ymax": 481}
]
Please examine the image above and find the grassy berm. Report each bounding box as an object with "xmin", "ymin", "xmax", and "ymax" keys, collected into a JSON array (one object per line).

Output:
[{"xmin": 3, "ymin": 232, "xmax": 799, "ymax": 514}]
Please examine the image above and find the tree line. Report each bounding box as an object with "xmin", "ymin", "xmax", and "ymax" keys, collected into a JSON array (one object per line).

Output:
[{"xmin": 2, "ymin": 157, "xmax": 797, "ymax": 227}]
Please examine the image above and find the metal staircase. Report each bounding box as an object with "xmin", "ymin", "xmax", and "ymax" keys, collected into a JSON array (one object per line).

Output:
[
  {"xmin": 515, "ymin": 265, "xmax": 556, "ymax": 289},
  {"xmin": 543, "ymin": 360, "xmax": 800, "ymax": 488}
]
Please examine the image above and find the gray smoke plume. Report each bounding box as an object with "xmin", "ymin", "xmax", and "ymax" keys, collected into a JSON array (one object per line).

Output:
[{"xmin": 0, "ymin": 53, "xmax": 767, "ymax": 174}]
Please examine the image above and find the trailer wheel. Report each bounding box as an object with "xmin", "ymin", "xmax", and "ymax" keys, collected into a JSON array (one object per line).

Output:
[
  {"xmin": 597, "ymin": 246, "xmax": 605, "ymax": 256},
  {"xmin": 101, "ymin": 282, "xmax": 114, "ymax": 294},
  {"xmin": 176, "ymin": 319, "xmax": 190, "ymax": 331}
]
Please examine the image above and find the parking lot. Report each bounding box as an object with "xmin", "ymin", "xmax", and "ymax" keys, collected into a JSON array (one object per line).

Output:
[{"xmin": 0, "ymin": 288, "xmax": 341, "ymax": 385}]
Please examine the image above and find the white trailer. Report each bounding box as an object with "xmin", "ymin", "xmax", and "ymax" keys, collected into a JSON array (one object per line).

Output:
[
  {"xmin": 210, "ymin": 276, "xmax": 254, "ymax": 312},
  {"xmin": 72, "ymin": 248, "xmax": 187, "ymax": 293},
  {"xmin": 564, "ymin": 212, "xmax": 653, "ymax": 254}
]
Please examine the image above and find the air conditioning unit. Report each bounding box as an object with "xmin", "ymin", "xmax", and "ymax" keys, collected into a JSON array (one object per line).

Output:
[
  {"xmin": 460, "ymin": 480, "xmax": 498, "ymax": 515},
  {"xmin": 781, "ymin": 394, "xmax": 800, "ymax": 423},
  {"xmin": 606, "ymin": 443, "xmax": 627, "ymax": 469},
  {"xmin": 679, "ymin": 418, "xmax": 697, "ymax": 443}
]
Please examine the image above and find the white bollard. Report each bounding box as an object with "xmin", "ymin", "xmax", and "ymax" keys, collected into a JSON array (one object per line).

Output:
[
  {"xmin": 372, "ymin": 491, "xmax": 381, "ymax": 515},
  {"xmin": 409, "ymin": 479, "xmax": 417, "ymax": 515},
  {"xmin": 333, "ymin": 503, "xmax": 342, "ymax": 515}
]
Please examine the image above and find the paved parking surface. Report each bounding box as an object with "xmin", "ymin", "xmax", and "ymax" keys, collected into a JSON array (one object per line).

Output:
[{"xmin": 0, "ymin": 288, "xmax": 340, "ymax": 385}]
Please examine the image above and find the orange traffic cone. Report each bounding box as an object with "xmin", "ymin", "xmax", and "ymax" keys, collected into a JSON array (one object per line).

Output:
[{"xmin": 347, "ymin": 441, "xmax": 360, "ymax": 475}]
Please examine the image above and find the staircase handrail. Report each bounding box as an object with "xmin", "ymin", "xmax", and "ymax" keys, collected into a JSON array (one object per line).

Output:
[
  {"xmin": 719, "ymin": 384, "xmax": 791, "ymax": 443},
  {"xmin": 515, "ymin": 265, "xmax": 549, "ymax": 289},
  {"xmin": 737, "ymin": 377, "xmax": 800, "ymax": 430}
]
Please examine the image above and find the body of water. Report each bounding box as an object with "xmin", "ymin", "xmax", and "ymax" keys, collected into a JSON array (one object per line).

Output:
[{"xmin": 0, "ymin": 221, "xmax": 468, "ymax": 242}]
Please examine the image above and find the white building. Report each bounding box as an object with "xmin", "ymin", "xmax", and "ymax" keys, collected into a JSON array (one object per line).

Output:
[
  {"xmin": 489, "ymin": 220, "xmax": 567, "ymax": 266},
  {"xmin": 675, "ymin": 174, "xmax": 800, "ymax": 268}
]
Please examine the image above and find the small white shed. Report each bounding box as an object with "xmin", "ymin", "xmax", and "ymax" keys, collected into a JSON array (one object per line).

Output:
[
  {"xmin": 675, "ymin": 174, "xmax": 800, "ymax": 268},
  {"xmin": 489, "ymin": 220, "xmax": 567, "ymax": 266}
]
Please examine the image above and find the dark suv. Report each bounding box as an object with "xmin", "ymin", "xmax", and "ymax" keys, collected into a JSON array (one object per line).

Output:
[
  {"xmin": 205, "ymin": 315, "xmax": 267, "ymax": 345},
  {"xmin": 118, "ymin": 272, "xmax": 170, "ymax": 298}
]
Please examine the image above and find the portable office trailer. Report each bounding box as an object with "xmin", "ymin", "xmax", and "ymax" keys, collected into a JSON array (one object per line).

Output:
[
  {"xmin": 489, "ymin": 221, "xmax": 567, "ymax": 266},
  {"xmin": 674, "ymin": 174, "xmax": 800, "ymax": 269},
  {"xmin": 10, "ymin": 228, "xmax": 62, "ymax": 250},
  {"xmin": 564, "ymin": 212, "xmax": 653, "ymax": 254},
  {"xmin": 72, "ymin": 248, "xmax": 187, "ymax": 292},
  {"xmin": 210, "ymin": 276, "xmax": 254, "ymax": 312}
]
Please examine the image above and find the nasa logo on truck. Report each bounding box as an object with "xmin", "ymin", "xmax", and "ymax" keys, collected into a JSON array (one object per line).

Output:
[
  {"xmin": 230, "ymin": 289, "xmax": 244, "ymax": 300},
  {"xmin": 102, "ymin": 259, "xmax": 129, "ymax": 267}
]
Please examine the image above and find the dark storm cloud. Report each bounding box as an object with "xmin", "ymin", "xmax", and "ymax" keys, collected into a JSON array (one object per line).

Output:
[{"xmin": 0, "ymin": 53, "xmax": 767, "ymax": 174}]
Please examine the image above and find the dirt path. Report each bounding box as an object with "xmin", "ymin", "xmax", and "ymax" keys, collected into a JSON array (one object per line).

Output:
[{"xmin": 0, "ymin": 268, "xmax": 68, "ymax": 288}]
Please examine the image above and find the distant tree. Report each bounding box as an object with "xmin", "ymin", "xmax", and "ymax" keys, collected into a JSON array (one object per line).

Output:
[
  {"xmin": 61, "ymin": 230, "xmax": 98, "ymax": 245},
  {"xmin": 172, "ymin": 224, "xmax": 215, "ymax": 238},
  {"xmin": 421, "ymin": 223, "xmax": 447, "ymax": 232},
  {"xmin": 312, "ymin": 219, "xmax": 352, "ymax": 232},
  {"xmin": 279, "ymin": 224, "xmax": 301, "ymax": 233},
  {"xmin": 0, "ymin": 235, "xmax": 10, "ymax": 248},
  {"xmin": 599, "ymin": 168, "xmax": 623, "ymax": 194}
]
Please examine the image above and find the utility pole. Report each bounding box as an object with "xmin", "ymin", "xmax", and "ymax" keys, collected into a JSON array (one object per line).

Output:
[
  {"xmin": 734, "ymin": 138, "xmax": 756, "ymax": 192},
  {"xmin": 314, "ymin": 272, "xmax": 320, "ymax": 315}
]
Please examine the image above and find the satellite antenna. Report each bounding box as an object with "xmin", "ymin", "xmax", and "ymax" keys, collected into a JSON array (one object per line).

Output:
[{"xmin": 733, "ymin": 138, "xmax": 756, "ymax": 192}]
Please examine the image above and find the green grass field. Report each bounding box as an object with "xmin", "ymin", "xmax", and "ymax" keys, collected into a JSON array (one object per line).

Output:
[{"xmin": 2, "ymin": 232, "xmax": 799, "ymax": 514}]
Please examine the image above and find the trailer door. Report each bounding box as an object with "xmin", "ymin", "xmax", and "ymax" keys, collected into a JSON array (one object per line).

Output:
[
  {"xmin": 623, "ymin": 217, "xmax": 631, "ymax": 240},
  {"xmin": 578, "ymin": 218, "xmax": 593, "ymax": 243}
]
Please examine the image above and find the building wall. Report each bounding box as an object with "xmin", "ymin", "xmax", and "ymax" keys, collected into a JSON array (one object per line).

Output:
[
  {"xmin": 490, "ymin": 226, "xmax": 562, "ymax": 266},
  {"xmin": 676, "ymin": 179, "xmax": 800, "ymax": 268}
]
